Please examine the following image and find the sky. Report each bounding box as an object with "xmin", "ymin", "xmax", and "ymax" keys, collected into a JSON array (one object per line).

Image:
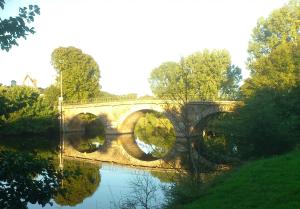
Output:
[{"xmin": 0, "ymin": 0, "xmax": 289, "ymax": 96}]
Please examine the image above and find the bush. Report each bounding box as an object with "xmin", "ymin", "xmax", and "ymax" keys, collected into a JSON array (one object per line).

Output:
[
  {"xmin": 0, "ymin": 86, "xmax": 58, "ymax": 136},
  {"xmin": 223, "ymin": 86, "xmax": 300, "ymax": 159}
]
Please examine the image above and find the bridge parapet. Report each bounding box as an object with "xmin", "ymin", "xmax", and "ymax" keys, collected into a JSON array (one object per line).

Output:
[{"xmin": 64, "ymin": 96, "xmax": 160, "ymax": 105}]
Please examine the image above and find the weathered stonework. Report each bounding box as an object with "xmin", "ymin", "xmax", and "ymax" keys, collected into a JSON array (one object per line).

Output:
[{"xmin": 62, "ymin": 100, "xmax": 238, "ymax": 168}]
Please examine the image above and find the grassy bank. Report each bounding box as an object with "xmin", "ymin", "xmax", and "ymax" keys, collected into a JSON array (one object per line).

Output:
[{"xmin": 184, "ymin": 149, "xmax": 300, "ymax": 209}]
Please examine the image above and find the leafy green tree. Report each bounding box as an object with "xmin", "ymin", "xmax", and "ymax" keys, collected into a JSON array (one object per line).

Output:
[
  {"xmin": 247, "ymin": 0, "xmax": 300, "ymax": 74},
  {"xmin": 220, "ymin": 65, "xmax": 242, "ymax": 99},
  {"xmin": 0, "ymin": 151, "xmax": 61, "ymax": 209},
  {"xmin": 149, "ymin": 61, "xmax": 182, "ymax": 101},
  {"xmin": 224, "ymin": 87, "xmax": 300, "ymax": 158},
  {"xmin": 222, "ymin": 1, "xmax": 300, "ymax": 158},
  {"xmin": 0, "ymin": 0, "xmax": 40, "ymax": 51},
  {"xmin": 51, "ymin": 47, "xmax": 101, "ymax": 102},
  {"xmin": 149, "ymin": 50, "xmax": 236, "ymax": 101},
  {"xmin": 43, "ymin": 84, "xmax": 60, "ymax": 106},
  {"xmin": 243, "ymin": 40, "xmax": 300, "ymax": 96},
  {"xmin": 183, "ymin": 49, "xmax": 232, "ymax": 100},
  {"xmin": 149, "ymin": 50, "xmax": 240, "ymax": 176},
  {"xmin": 0, "ymin": 86, "xmax": 58, "ymax": 135},
  {"xmin": 0, "ymin": 86, "xmax": 39, "ymax": 115}
]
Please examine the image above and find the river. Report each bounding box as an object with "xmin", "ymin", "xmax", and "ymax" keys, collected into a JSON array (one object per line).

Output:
[
  {"xmin": 29, "ymin": 161, "xmax": 171, "ymax": 209},
  {"xmin": 0, "ymin": 136, "xmax": 174, "ymax": 209}
]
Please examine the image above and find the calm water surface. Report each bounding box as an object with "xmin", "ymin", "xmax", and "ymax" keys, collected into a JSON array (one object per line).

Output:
[
  {"xmin": 0, "ymin": 134, "xmax": 173, "ymax": 209},
  {"xmin": 29, "ymin": 162, "xmax": 170, "ymax": 209}
]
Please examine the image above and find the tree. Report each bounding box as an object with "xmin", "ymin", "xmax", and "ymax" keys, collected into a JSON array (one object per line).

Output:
[
  {"xmin": 51, "ymin": 47, "xmax": 101, "ymax": 102},
  {"xmin": 43, "ymin": 84, "xmax": 60, "ymax": 105},
  {"xmin": 149, "ymin": 50, "xmax": 239, "ymax": 177},
  {"xmin": 220, "ymin": 65, "xmax": 242, "ymax": 99},
  {"xmin": 243, "ymin": 40, "xmax": 300, "ymax": 97},
  {"xmin": 247, "ymin": 0, "xmax": 300, "ymax": 74},
  {"xmin": 149, "ymin": 50, "xmax": 235, "ymax": 101},
  {"xmin": 223, "ymin": 0, "xmax": 300, "ymax": 158},
  {"xmin": 0, "ymin": 86, "xmax": 58, "ymax": 135},
  {"xmin": 0, "ymin": 0, "xmax": 40, "ymax": 51},
  {"xmin": 183, "ymin": 49, "xmax": 232, "ymax": 100},
  {"xmin": 149, "ymin": 61, "xmax": 183, "ymax": 101}
]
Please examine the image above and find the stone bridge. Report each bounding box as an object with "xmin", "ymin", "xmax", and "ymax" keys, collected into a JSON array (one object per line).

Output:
[{"xmin": 62, "ymin": 99, "xmax": 238, "ymax": 168}]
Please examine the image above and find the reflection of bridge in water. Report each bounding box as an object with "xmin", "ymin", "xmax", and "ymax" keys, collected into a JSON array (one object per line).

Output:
[{"xmin": 62, "ymin": 99, "xmax": 238, "ymax": 168}]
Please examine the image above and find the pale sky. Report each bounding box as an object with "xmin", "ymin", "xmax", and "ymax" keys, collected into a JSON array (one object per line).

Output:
[{"xmin": 0, "ymin": 0, "xmax": 289, "ymax": 95}]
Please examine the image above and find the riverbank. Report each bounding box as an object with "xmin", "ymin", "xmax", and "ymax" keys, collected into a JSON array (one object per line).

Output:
[{"xmin": 183, "ymin": 148, "xmax": 300, "ymax": 209}]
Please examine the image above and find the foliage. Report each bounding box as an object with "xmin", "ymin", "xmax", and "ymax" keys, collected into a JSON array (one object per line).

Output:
[
  {"xmin": 223, "ymin": 86, "xmax": 300, "ymax": 158},
  {"xmin": 220, "ymin": 65, "xmax": 242, "ymax": 99},
  {"xmin": 183, "ymin": 50, "xmax": 231, "ymax": 100},
  {"xmin": 247, "ymin": 0, "xmax": 300, "ymax": 72},
  {"xmin": 43, "ymin": 84, "xmax": 60, "ymax": 106},
  {"xmin": 149, "ymin": 61, "xmax": 182, "ymax": 100},
  {"xmin": 0, "ymin": 85, "xmax": 39, "ymax": 115},
  {"xmin": 184, "ymin": 149, "xmax": 300, "ymax": 209},
  {"xmin": 0, "ymin": 151, "xmax": 61, "ymax": 209},
  {"xmin": 164, "ymin": 175, "xmax": 205, "ymax": 209},
  {"xmin": 134, "ymin": 112, "xmax": 175, "ymax": 158},
  {"xmin": 51, "ymin": 46, "xmax": 101, "ymax": 102},
  {"xmin": 54, "ymin": 160, "xmax": 100, "ymax": 206},
  {"xmin": 223, "ymin": 1, "xmax": 300, "ymax": 158},
  {"xmin": 0, "ymin": 0, "xmax": 40, "ymax": 51},
  {"xmin": 99, "ymin": 90, "xmax": 119, "ymax": 98},
  {"xmin": 243, "ymin": 40, "xmax": 300, "ymax": 97},
  {"xmin": 149, "ymin": 50, "xmax": 240, "ymax": 176},
  {"xmin": 195, "ymin": 113, "xmax": 240, "ymax": 164},
  {"xmin": 149, "ymin": 50, "xmax": 240, "ymax": 101},
  {"xmin": 0, "ymin": 86, "xmax": 58, "ymax": 135}
]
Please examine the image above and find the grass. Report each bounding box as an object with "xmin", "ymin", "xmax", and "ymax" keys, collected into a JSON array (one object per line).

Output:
[{"xmin": 184, "ymin": 149, "xmax": 300, "ymax": 209}]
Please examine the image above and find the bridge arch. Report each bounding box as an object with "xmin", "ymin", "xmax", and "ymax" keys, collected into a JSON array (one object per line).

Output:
[
  {"xmin": 116, "ymin": 107, "xmax": 180, "ymax": 161},
  {"xmin": 189, "ymin": 103, "xmax": 236, "ymax": 132},
  {"xmin": 117, "ymin": 105, "xmax": 180, "ymax": 136},
  {"xmin": 64, "ymin": 111, "xmax": 110, "ymax": 134}
]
